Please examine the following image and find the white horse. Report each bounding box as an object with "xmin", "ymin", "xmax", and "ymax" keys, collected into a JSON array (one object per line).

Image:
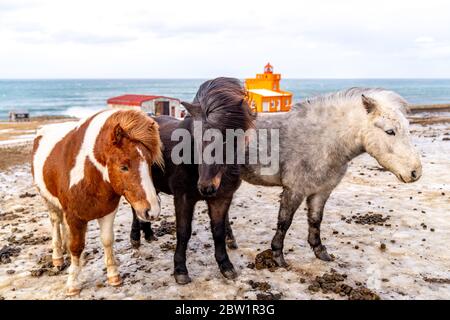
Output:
[{"xmin": 237, "ymin": 88, "xmax": 422, "ymax": 266}]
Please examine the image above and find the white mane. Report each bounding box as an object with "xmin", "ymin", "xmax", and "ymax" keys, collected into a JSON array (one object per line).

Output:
[{"xmin": 294, "ymin": 87, "xmax": 410, "ymax": 116}]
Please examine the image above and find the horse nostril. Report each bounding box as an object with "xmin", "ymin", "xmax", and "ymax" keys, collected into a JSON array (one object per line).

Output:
[
  {"xmin": 411, "ymin": 170, "xmax": 417, "ymax": 179},
  {"xmin": 199, "ymin": 185, "xmax": 217, "ymax": 197}
]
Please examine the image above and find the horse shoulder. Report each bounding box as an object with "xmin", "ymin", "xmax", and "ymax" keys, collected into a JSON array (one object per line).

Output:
[{"xmin": 66, "ymin": 159, "xmax": 120, "ymax": 220}]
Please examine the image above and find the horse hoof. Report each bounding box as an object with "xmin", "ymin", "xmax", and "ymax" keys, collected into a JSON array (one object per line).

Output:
[
  {"xmin": 131, "ymin": 249, "xmax": 140, "ymax": 259},
  {"xmin": 108, "ymin": 275, "xmax": 122, "ymax": 287},
  {"xmin": 66, "ymin": 287, "xmax": 81, "ymax": 297},
  {"xmin": 314, "ymin": 246, "xmax": 334, "ymax": 262},
  {"xmin": 273, "ymin": 255, "xmax": 289, "ymax": 268},
  {"xmin": 221, "ymin": 269, "xmax": 238, "ymax": 280},
  {"xmin": 52, "ymin": 257, "xmax": 64, "ymax": 268},
  {"xmin": 130, "ymin": 239, "xmax": 141, "ymax": 249},
  {"xmin": 145, "ymin": 235, "xmax": 158, "ymax": 243},
  {"xmin": 174, "ymin": 273, "xmax": 192, "ymax": 285},
  {"xmin": 226, "ymin": 239, "xmax": 238, "ymax": 250}
]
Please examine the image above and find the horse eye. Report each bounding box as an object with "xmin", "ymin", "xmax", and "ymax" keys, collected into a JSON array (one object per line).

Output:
[
  {"xmin": 385, "ymin": 129, "xmax": 395, "ymax": 136},
  {"xmin": 120, "ymin": 165, "xmax": 129, "ymax": 172}
]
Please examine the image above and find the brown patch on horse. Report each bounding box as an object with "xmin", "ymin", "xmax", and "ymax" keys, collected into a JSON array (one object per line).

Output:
[
  {"xmin": 66, "ymin": 159, "xmax": 119, "ymax": 221},
  {"xmin": 95, "ymin": 109, "xmax": 163, "ymax": 169},
  {"xmin": 43, "ymin": 117, "xmax": 94, "ymax": 203}
]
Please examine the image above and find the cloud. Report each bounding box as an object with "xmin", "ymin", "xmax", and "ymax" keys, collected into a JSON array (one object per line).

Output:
[
  {"xmin": 1, "ymin": 0, "xmax": 450, "ymax": 78},
  {"xmin": 415, "ymin": 37, "xmax": 435, "ymax": 44},
  {"xmin": 9, "ymin": 29, "xmax": 136, "ymax": 45},
  {"xmin": 413, "ymin": 37, "xmax": 450, "ymax": 59},
  {"xmin": 0, "ymin": 0, "xmax": 31, "ymax": 11},
  {"xmin": 131, "ymin": 17, "xmax": 265, "ymax": 39},
  {"xmin": 51, "ymin": 31, "xmax": 136, "ymax": 45}
]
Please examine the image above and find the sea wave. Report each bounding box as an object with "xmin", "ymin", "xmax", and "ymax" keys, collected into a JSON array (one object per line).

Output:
[{"xmin": 63, "ymin": 106, "xmax": 105, "ymax": 118}]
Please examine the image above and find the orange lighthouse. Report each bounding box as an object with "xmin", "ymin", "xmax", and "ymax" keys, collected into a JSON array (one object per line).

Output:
[{"xmin": 245, "ymin": 63, "xmax": 293, "ymax": 113}]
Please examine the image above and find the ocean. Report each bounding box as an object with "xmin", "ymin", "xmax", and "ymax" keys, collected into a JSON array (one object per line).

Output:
[{"xmin": 1, "ymin": 79, "xmax": 450, "ymax": 120}]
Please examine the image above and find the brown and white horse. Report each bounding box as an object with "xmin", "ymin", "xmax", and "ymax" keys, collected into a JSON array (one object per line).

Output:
[{"xmin": 32, "ymin": 109, "xmax": 163, "ymax": 296}]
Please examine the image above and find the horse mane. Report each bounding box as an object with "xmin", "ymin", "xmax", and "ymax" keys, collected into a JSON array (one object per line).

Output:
[
  {"xmin": 294, "ymin": 87, "xmax": 410, "ymax": 115},
  {"xmin": 193, "ymin": 77, "xmax": 255, "ymax": 131},
  {"xmin": 109, "ymin": 110, "xmax": 163, "ymax": 167}
]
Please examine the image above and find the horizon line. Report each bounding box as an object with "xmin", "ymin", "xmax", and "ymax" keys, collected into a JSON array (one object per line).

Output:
[{"xmin": 1, "ymin": 77, "xmax": 450, "ymax": 80}]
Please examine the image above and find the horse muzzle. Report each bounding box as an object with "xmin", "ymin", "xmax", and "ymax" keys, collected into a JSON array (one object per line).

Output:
[
  {"xmin": 134, "ymin": 206, "xmax": 160, "ymax": 222},
  {"xmin": 197, "ymin": 171, "xmax": 222, "ymax": 197},
  {"xmin": 198, "ymin": 183, "xmax": 218, "ymax": 197},
  {"xmin": 397, "ymin": 164, "xmax": 422, "ymax": 183}
]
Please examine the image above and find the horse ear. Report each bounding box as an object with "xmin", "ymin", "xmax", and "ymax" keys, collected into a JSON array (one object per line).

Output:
[
  {"xmin": 112, "ymin": 124, "xmax": 125, "ymax": 145},
  {"xmin": 181, "ymin": 101, "xmax": 202, "ymax": 118},
  {"xmin": 362, "ymin": 94, "xmax": 377, "ymax": 114}
]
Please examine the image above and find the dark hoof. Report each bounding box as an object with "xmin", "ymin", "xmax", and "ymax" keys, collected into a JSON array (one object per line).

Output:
[
  {"xmin": 174, "ymin": 273, "xmax": 192, "ymax": 285},
  {"xmin": 226, "ymin": 238, "xmax": 238, "ymax": 250},
  {"xmin": 130, "ymin": 238, "xmax": 141, "ymax": 249},
  {"xmin": 313, "ymin": 245, "xmax": 334, "ymax": 261},
  {"xmin": 145, "ymin": 235, "xmax": 158, "ymax": 243},
  {"xmin": 221, "ymin": 268, "xmax": 238, "ymax": 280},
  {"xmin": 273, "ymin": 253, "xmax": 289, "ymax": 268}
]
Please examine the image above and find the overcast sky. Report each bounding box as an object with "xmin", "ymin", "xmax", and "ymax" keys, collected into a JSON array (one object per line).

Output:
[{"xmin": 1, "ymin": 0, "xmax": 450, "ymax": 78}]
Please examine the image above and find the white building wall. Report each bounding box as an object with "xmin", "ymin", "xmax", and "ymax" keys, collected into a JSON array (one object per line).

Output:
[
  {"xmin": 108, "ymin": 98, "xmax": 186, "ymax": 118},
  {"xmin": 140, "ymin": 100, "xmax": 155, "ymax": 113},
  {"xmin": 107, "ymin": 104, "xmax": 140, "ymax": 110}
]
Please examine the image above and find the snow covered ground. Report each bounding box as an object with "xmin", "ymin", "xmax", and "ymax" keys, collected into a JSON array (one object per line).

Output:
[{"xmin": 0, "ymin": 122, "xmax": 448, "ymax": 300}]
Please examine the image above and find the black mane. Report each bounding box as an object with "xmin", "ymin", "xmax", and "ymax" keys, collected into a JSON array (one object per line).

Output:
[{"xmin": 193, "ymin": 77, "xmax": 255, "ymax": 131}]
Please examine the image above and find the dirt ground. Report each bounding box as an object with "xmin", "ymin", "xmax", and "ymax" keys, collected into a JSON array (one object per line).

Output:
[
  {"xmin": 0, "ymin": 120, "xmax": 449, "ymax": 300},
  {"xmin": 0, "ymin": 145, "xmax": 32, "ymax": 171},
  {"xmin": 0, "ymin": 116, "xmax": 75, "ymax": 144}
]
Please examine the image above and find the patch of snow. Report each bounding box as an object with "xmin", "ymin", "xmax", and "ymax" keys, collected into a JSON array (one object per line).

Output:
[{"xmin": 0, "ymin": 123, "xmax": 449, "ymax": 300}]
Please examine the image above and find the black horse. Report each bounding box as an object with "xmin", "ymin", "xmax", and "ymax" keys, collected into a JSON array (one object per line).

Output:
[{"xmin": 130, "ymin": 77, "xmax": 254, "ymax": 284}]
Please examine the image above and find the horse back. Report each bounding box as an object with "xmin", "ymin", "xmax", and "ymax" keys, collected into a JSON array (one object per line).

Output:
[{"xmin": 32, "ymin": 119, "xmax": 92, "ymax": 209}]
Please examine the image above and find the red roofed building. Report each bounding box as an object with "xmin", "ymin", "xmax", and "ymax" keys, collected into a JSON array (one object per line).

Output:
[{"xmin": 107, "ymin": 94, "xmax": 185, "ymax": 118}]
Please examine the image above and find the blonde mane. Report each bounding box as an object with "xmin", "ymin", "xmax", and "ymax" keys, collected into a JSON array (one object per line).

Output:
[{"xmin": 109, "ymin": 110, "xmax": 164, "ymax": 168}]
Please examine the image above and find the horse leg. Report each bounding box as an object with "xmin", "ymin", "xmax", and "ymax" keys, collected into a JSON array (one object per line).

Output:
[
  {"xmin": 130, "ymin": 208, "xmax": 142, "ymax": 249},
  {"xmin": 173, "ymin": 194, "xmax": 195, "ymax": 285},
  {"xmin": 48, "ymin": 207, "xmax": 64, "ymax": 268},
  {"xmin": 66, "ymin": 216, "xmax": 87, "ymax": 296},
  {"xmin": 142, "ymin": 222, "xmax": 157, "ymax": 243},
  {"xmin": 225, "ymin": 212, "xmax": 238, "ymax": 250},
  {"xmin": 130, "ymin": 208, "xmax": 157, "ymax": 249},
  {"xmin": 61, "ymin": 217, "xmax": 69, "ymax": 253},
  {"xmin": 271, "ymin": 188, "xmax": 303, "ymax": 267},
  {"xmin": 306, "ymin": 192, "xmax": 333, "ymax": 261},
  {"xmin": 142, "ymin": 193, "xmax": 159, "ymax": 243},
  {"xmin": 98, "ymin": 210, "xmax": 122, "ymax": 286},
  {"xmin": 207, "ymin": 197, "xmax": 237, "ymax": 280}
]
